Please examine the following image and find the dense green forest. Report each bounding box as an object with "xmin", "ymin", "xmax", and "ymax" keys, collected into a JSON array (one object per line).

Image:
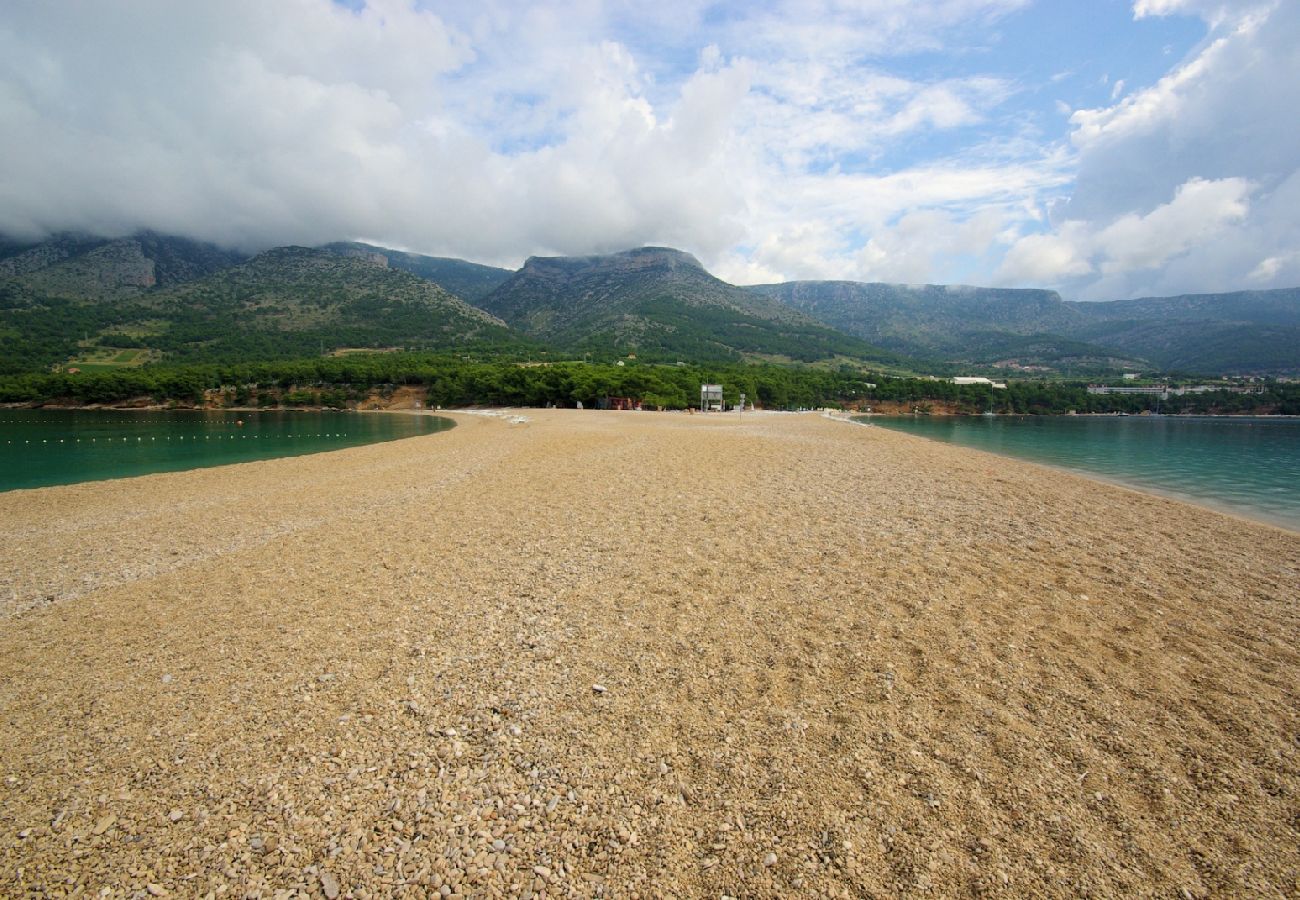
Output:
[{"xmin": 1, "ymin": 353, "xmax": 1294, "ymax": 415}]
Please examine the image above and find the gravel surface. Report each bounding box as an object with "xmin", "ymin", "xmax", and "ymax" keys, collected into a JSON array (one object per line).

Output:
[{"xmin": 1, "ymin": 409, "xmax": 1297, "ymax": 898}]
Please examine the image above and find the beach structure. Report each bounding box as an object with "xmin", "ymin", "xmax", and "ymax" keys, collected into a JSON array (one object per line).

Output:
[{"xmin": 700, "ymin": 383, "xmax": 723, "ymax": 412}]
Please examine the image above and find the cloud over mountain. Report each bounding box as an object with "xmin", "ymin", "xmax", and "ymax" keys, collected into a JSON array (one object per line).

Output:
[{"xmin": 0, "ymin": 1, "xmax": 1295, "ymax": 298}]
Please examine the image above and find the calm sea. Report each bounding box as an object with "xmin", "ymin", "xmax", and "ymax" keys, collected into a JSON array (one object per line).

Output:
[
  {"xmin": 855, "ymin": 414, "xmax": 1300, "ymax": 531},
  {"xmin": 0, "ymin": 409, "xmax": 453, "ymax": 492}
]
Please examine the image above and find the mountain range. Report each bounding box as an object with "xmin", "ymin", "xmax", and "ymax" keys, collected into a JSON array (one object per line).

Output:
[
  {"xmin": 750, "ymin": 281, "xmax": 1300, "ymax": 374},
  {"xmin": 1, "ymin": 231, "xmax": 1296, "ymax": 376}
]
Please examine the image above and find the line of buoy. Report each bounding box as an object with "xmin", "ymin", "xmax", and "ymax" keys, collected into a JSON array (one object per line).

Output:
[{"xmin": 8, "ymin": 431, "xmax": 355, "ymax": 445}]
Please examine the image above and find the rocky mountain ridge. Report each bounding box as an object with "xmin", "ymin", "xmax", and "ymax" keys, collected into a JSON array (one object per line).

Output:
[{"xmin": 2, "ymin": 230, "xmax": 1296, "ymax": 374}]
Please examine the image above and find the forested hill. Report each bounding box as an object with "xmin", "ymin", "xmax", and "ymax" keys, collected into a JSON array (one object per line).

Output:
[
  {"xmin": 0, "ymin": 244, "xmax": 524, "ymax": 372},
  {"xmin": 116, "ymin": 247, "xmax": 520, "ymax": 363},
  {"xmin": 476, "ymin": 247, "xmax": 906, "ymax": 365}
]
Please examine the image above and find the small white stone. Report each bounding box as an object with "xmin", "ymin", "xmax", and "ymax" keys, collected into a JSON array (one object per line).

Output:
[
  {"xmin": 763, "ymin": 852, "xmax": 778, "ymax": 867},
  {"xmin": 592, "ymin": 684, "xmax": 607, "ymax": 694}
]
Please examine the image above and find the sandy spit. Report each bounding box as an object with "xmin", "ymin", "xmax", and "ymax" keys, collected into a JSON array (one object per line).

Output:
[{"xmin": 1, "ymin": 409, "xmax": 1297, "ymax": 898}]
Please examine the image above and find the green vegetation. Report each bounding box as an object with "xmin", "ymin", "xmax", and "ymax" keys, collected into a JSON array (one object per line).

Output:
[
  {"xmin": 1, "ymin": 353, "xmax": 1295, "ymax": 416},
  {"xmin": 3, "ymin": 231, "xmax": 1296, "ymax": 382},
  {"xmin": 1, "ymin": 245, "xmax": 534, "ymax": 373}
]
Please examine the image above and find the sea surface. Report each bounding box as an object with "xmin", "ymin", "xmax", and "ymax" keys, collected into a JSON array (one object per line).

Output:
[
  {"xmin": 0, "ymin": 409, "xmax": 453, "ymax": 492},
  {"xmin": 856, "ymin": 414, "xmax": 1300, "ymax": 531}
]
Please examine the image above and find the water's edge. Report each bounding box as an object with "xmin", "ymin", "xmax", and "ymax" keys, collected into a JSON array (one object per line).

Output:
[
  {"xmin": 0, "ymin": 409, "xmax": 455, "ymax": 493},
  {"xmin": 852, "ymin": 415, "xmax": 1300, "ymax": 534}
]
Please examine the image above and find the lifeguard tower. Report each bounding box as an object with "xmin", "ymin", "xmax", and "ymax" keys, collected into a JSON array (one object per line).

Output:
[{"xmin": 700, "ymin": 384, "xmax": 723, "ymax": 412}]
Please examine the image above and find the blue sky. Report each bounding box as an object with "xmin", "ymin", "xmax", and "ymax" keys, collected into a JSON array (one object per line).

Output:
[{"xmin": 1, "ymin": 0, "xmax": 1296, "ymax": 299}]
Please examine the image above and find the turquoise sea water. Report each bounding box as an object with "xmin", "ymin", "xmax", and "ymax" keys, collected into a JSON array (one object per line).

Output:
[
  {"xmin": 0, "ymin": 409, "xmax": 453, "ymax": 492},
  {"xmin": 855, "ymin": 415, "xmax": 1300, "ymax": 530}
]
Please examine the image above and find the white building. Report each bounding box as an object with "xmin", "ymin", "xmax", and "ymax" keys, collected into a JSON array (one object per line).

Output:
[{"xmin": 952, "ymin": 377, "xmax": 1007, "ymax": 389}]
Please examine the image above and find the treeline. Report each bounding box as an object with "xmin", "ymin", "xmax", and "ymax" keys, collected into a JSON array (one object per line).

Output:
[
  {"xmin": 0, "ymin": 355, "xmax": 875, "ymax": 409},
  {"xmin": 0, "ymin": 352, "xmax": 1296, "ymax": 415}
]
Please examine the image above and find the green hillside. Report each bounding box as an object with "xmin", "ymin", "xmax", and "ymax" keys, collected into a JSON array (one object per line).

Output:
[
  {"xmin": 0, "ymin": 241, "xmax": 525, "ymax": 372},
  {"xmin": 2, "ymin": 231, "xmax": 1296, "ymax": 377},
  {"xmin": 478, "ymin": 247, "xmax": 905, "ymax": 366}
]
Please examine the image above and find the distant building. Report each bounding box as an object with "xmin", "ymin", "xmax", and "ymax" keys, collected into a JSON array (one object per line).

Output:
[
  {"xmin": 1087, "ymin": 385, "xmax": 1166, "ymax": 395},
  {"xmin": 952, "ymin": 377, "xmax": 1007, "ymax": 389},
  {"xmin": 1087, "ymin": 384, "xmax": 1263, "ymax": 396},
  {"xmin": 1122, "ymin": 372, "xmax": 1140, "ymax": 380},
  {"xmin": 700, "ymin": 384, "xmax": 723, "ymax": 412}
]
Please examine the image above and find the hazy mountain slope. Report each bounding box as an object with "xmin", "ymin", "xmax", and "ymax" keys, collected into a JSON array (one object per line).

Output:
[
  {"xmin": 1063, "ymin": 288, "xmax": 1300, "ymax": 372},
  {"xmin": 322, "ymin": 242, "xmax": 514, "ymax": 303},
  {"xmin": 747, "ymin": 280, "xmax": 1135, "ymax": 370},
  {"xmin": 1070, "ymin": 288, "xmax": 1300, "ymax": 326},
  {"xmin": 479, "ymin": 247, "xmax": 903, "ymax": 364},
  {"xmin": 750, "ymin": 281, "xmax": 1078, "ymax": 344},
  {"xmin": 0, "ymin": 234, "xmax": 109, "ymax": 276},
  {"xmin": 1, "ymin": 232, "xmax": 247, "ymax": 302},
  {"xmin": 753, "ymin": 280, "xmax": 1300, "ymax": 374}
]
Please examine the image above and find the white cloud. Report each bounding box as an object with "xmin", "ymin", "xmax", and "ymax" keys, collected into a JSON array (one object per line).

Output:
[
  {"xmin": 1007, "ymin": 0, "xmax": 1300, "ymax": 297},
  {"xmin": 1093, "ymin": 176, "xmax": 1251, "ymax": 274},
  {"xmin": 1133, "ymin": 0, "xmax": 1274, "ymax": 27},
  {"xmin": 996, "ymin": 176, "xmax": 1252, "ymax": 286},
  {"xmin": 0, "ymin": 0, "xmax": 1054, "ymax": 281},
  {"xmin": 3, "ymin": 0, "xmax": 1291, "ymax": 303}
]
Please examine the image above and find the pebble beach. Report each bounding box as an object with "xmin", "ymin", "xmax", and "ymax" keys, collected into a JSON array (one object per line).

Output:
[{"xmin": 1, "ymin": 409, "xmax": 1297, "ymax": 898}]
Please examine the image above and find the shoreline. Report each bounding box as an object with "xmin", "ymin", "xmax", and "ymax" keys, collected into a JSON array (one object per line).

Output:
[
  {"xmin": 10, "ymin": 405, "xmax": 1293, "ymax": 533},
  {"xmin": 2, "ymin": 409, "xmax": 1297, "ymax": 896},
  {"xmin": 6, "ymin": 398, "xmax": 1300, "ymax": 418}
]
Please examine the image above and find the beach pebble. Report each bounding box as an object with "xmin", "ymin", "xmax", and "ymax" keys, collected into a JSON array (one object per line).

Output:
[
  {"xmin": 592, "ymin": 684, "xmax": 607, "ymax": 694},
  {"xmin": 763, "ymin": 852, "xmax": 778, "ymax": 867},
  {"xmin": 320, "ymin": 872, "xmax": 341, "ymax": 899}
]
